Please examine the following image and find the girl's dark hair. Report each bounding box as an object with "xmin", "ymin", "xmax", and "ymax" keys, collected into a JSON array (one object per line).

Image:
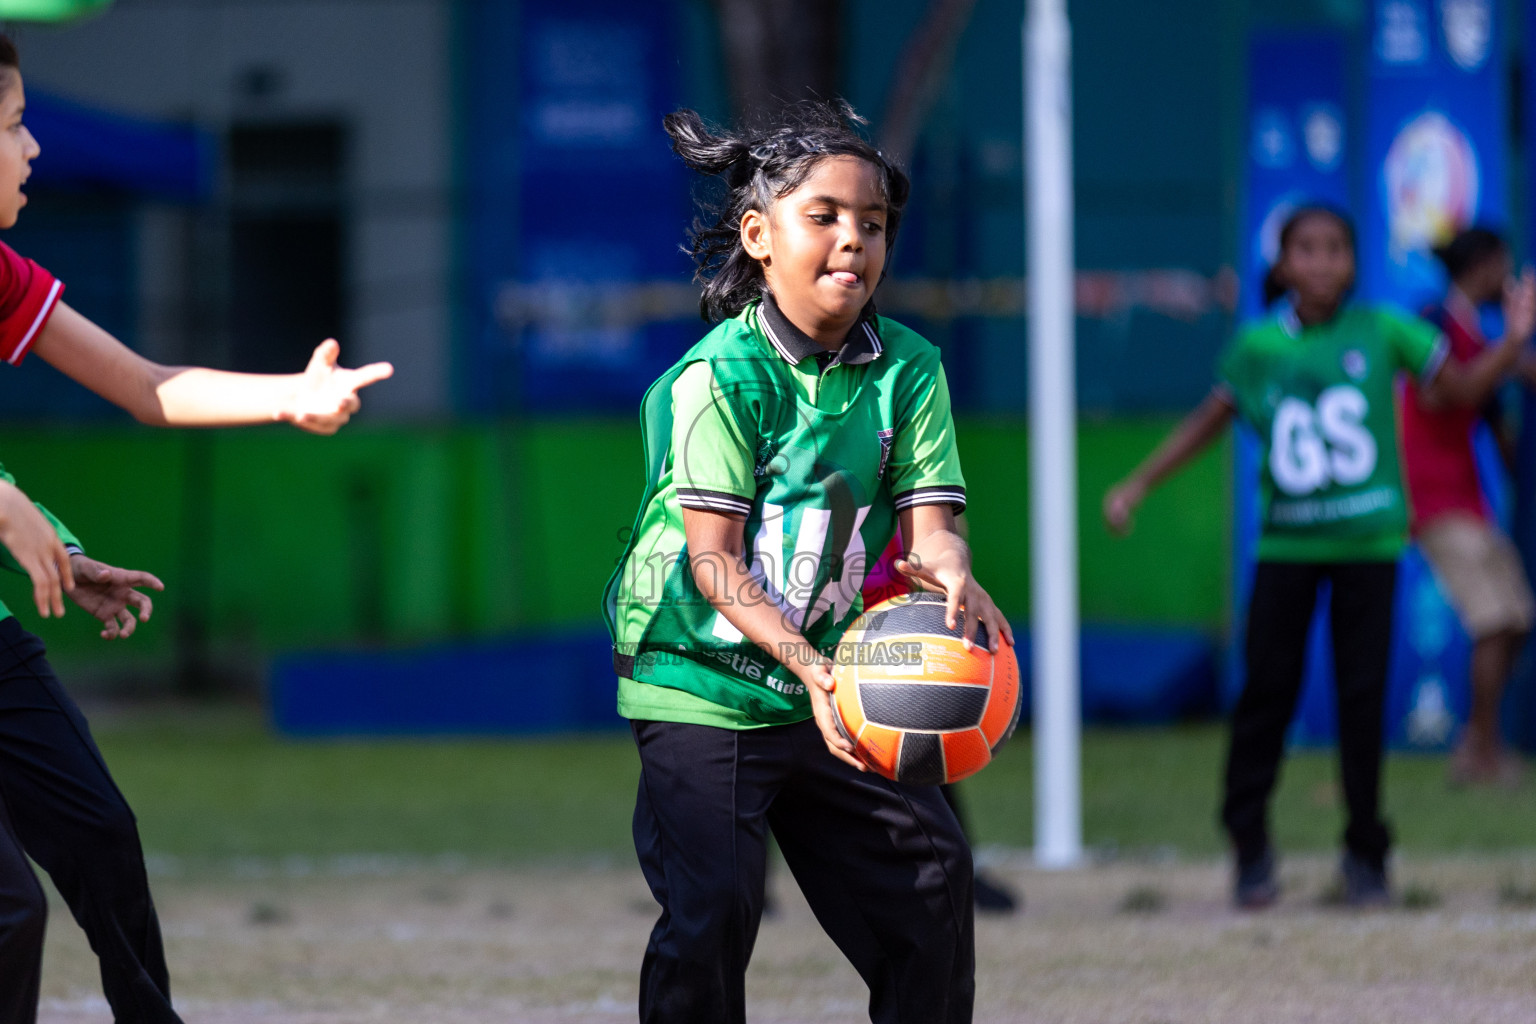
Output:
[
  {"xmin": 664, "ymin": 100, "xmax": 911, "ymax": 322},
  {"xmin": 1432, "ymin": 225, "xmax": 1506, "ymax": 280},
  {"xmin": 1261, "ymin": 204, "xmax": 1357, "ymax": 307},
  {"xmin": 0, "ymin": 34, "xmax": 17, "ymax": 93}
]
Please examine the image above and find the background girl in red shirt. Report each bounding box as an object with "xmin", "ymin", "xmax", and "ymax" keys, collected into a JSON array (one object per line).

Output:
[{"xmin": 1402, "ymin": 227, "xmax": 1536, "ymax": 787}]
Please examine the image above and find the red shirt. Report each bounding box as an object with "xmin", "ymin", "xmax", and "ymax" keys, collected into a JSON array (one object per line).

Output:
[
  {"xmin": 0, "ymin": 240, "xmax": 63, "ymax": 366},
  {"xmin": 1399, "ymin": 292, "xmax": 1486, "ymax": 530}
]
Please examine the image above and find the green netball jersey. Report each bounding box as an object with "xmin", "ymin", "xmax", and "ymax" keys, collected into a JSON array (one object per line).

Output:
[
  {"xmin": 1219, "ymin": 304, "xmax": 1446, "ymax": 563},
  {"xmin": 603, "ymin": 298, "xmax": 965, "ymax": 729},
  {"xmin": 0, "ymin": 461, "xmax": 83, "ymax": 622}
]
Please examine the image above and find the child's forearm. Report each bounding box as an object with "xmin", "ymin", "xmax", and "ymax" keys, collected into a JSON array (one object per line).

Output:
[
  {"xmin": 1123, "ymin": 390, "xmax": 1235, "ymax": 495},
  {"xmin": 33, "ymin": 302, "xmax": 389, "ymax": 432},
  {"xmin": 1422, "ymin": 338, "xmax": 1522, "ymax": 411},
  {"xmin": 690, "ymin": 548, "xmax": 823, "ymax": 672},
  {"xmin": 34, "ymin": 303, "xmax": 297, "ymax": 426},
  {"xmin": 902, "ymin": 522, "xmax": 969, "ymax": 593}
]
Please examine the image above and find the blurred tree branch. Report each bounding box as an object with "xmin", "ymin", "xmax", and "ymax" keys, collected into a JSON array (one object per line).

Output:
[
  {"xmin": 877, "ymin": 0, "xmax": 978, "ymax": 162},
  {"xmin": 710, "ymin": 0, "xmax": 977, "ymax": 164},
  {"xmin": 713, "ymin": 0, "xmax": 844, "ymax": 122}
]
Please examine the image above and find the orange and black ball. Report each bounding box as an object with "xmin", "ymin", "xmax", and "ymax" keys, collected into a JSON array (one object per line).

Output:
[{"xmin": 831, "ymin": 593, "xmax": 1021, "ymax": 785}]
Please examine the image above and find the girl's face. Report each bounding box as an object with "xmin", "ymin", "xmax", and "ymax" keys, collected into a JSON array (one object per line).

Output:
[
  {"xmin": 741, "ymin": 155, "xmax": 889, "ymax": 345},
  {"xmin": 0, "ymin": 73, "xmax": 36, "ymax": 229},
  {"xmin": 1277, "ymin": 214, "xmax": 1354, "ymax": 311}
]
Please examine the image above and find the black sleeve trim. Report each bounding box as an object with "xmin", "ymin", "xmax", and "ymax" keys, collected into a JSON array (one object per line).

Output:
[
  {"xmin": 893, "ymin": 486, "xmax": 967, "ymax": 514},
  {"xmin": 676, "ymin": 487, "xmax": 754, "ymax": 517}
]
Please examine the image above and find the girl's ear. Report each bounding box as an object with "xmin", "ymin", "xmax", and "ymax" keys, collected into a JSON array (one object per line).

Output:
[{"xmin": 741, "ymin": 207, "xmax": 771, "ymax": 263}]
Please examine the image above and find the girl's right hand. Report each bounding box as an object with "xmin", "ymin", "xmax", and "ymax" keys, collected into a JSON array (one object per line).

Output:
[
  {"xmin": 796, "ymin": 655, "xmax": 867, "ymax": 772},
  {"xmin": 1103, "ymin": 479, "xmax": 1144, "ymax": 535},
  {"xmin": 1503, "ymin": 267, "xmax": 1536, "ymax": 347},
  {"xmin": 0, "ymin": 481, "xmax": 73, "ymax": 618}
]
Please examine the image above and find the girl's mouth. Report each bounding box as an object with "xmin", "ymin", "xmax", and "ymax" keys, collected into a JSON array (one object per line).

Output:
[{"xmin": 829, "ymin": 271, "xmax": 861, "ymax": 287}]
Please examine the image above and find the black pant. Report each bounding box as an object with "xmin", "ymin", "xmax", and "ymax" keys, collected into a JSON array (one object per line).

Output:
[
  {"xmin": 0, "ymin": 617, "xmax": 180, "ymax": 1024},
  {"xmin": 1222, "ymin": 560, "xmax": 1396, "ymax": 870},
  {"xmin": 631, "ymin": 718, "xmax": 975, "ymax": 1024}
]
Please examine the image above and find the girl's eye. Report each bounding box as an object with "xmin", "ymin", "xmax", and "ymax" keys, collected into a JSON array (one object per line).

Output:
[
  {"xmin": 809, "ymin": 212, "xmax": 836, "ymax": 225},
  {"xmin": 865, "ymin": 222, "xmax": 885, "ymax": 234}
]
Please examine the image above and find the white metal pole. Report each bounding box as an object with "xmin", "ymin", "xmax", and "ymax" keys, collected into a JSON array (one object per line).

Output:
[{"xmin": 1025, "ymin": 0, "xmax": 1083, "ymax": 869}]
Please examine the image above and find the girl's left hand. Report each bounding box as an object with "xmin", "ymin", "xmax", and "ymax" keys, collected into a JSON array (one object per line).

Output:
[
  {"xmin": 892, "ymin": 552, "xmax": 1014, "ymax": 653},
  {"xmin": 65, "ymin": 554, "xmax": 164, "ymax": 640}
]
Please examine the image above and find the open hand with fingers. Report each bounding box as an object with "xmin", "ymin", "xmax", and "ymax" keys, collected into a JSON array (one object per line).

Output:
[
  {"xmin": 893, "ymin": 550, "xmax": 1014, "ymax": 653},
  {"xmin": 277, "ymin": 339, "xmax": 395, "ymax": 435},
  {"xmin": 64, "ymin": 554, "xmax": 164, "ymax": 640},
  {"xmin": 1502, "ymin": 267, "xmax": 1536, "ymax": 348}
]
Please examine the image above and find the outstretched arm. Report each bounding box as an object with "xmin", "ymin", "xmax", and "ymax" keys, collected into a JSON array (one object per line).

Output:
[
  {"xmin": 31, "ymin": 302, "xmax": 394, "ymax": 434},
  {"xmin": 1104, "ymin": 389, "xmax": 1236, "ymax": 535},
  {"xmin": 1421, "ymin": 269, "xmax": 1536, "ymax": 411}
]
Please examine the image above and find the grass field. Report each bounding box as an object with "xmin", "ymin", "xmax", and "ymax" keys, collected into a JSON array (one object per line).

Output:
[
  {"xmin": 31, "ymin": 704, "xmax": 1536, "ymax": 1022},
  {"xmin": 85, "ymin": 702, "xmax": 1536, "ymax": 864}
]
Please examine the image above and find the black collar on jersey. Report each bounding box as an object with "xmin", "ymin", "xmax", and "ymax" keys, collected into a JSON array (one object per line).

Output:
[{"xmin": 757, "ymin": 290, "xmax": 883, "ymax": 372}]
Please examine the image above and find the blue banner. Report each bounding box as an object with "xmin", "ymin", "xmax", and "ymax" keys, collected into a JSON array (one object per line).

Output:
[
  {"xmin": 1232, "ymin": 34, "xmax": 1351, "ymax": 738},
  {"xmin": 1361, "ymin": 0, "xmax": 1505, "ymax": 308},
  {"xmin": 1356, "ymin": 0, "xmax": 1505, "ymax": 750},
  {"xmin": 462, "ymin": 0, "xmax": 695, "ymax": 413}
]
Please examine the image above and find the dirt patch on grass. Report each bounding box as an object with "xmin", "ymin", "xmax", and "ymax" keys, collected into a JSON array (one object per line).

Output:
[{"xmin": 38, "ymin": 853, "xmax": 1536, "ymax": 1023}]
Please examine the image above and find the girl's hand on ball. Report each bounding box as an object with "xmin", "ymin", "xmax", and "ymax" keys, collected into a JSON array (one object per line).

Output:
[
  {"xmin": 958, "ymin": 581, "xmax": 1013, "ymax": 653},
  {"xmin": 798, "ymin": 656, "xmax": 866, "ymax": 771},
  {"xmin": 894, "ymin": 555, "xmax": 1013, "ymax": 652}
]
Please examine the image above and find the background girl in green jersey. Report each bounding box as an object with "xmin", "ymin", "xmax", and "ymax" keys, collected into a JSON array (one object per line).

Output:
[
  {"xmin": 607, "ymin": 101, "xmax": 1010, "ymax": 1024},
  {"xmin": 1103, "ymin": 206, "xmax": 1524, "ymax": 910}
]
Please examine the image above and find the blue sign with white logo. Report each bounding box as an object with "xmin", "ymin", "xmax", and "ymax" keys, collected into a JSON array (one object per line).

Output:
[
  {"xmin": 1357, "ymin": 0, "xmax": 1504, "ymax": 750},
  {"xmin": 1361, "ymin": 0, "xmax": 1504, "ymax": 309},
  {"xmin": 461, "ymin": 0, "xmax": 695, "ymax": 413}
]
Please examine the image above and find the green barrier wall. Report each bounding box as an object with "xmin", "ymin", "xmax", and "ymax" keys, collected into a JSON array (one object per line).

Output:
[{"xmin": 0, "ymin": 418, "xmax": 1228, "ymax": 681}]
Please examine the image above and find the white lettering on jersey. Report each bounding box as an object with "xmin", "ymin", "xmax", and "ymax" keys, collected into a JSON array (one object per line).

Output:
[
  {"xmin": 1317, "ymin": 385, "xmax": 1376, "ymax": 485},
  {"xmin": 1269, "ymin": 386, "xmax": 1377, "ymax": 497},
  {"xmin": 1270, "ymin": 397, "xmax": 1329, "ymax": 495},
  {"xmin": 748, "ymin": 502, "xmax": 872, "ymax": 633}
]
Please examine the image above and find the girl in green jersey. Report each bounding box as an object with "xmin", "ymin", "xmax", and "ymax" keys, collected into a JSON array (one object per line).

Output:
[
  {"xmin": 1104, "ymin": 206, "xmax": 1523, "ymax": 909},
  {"xmin": 608, "ymin": 101, "xmax": 1010, "ymax": 1024}
]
